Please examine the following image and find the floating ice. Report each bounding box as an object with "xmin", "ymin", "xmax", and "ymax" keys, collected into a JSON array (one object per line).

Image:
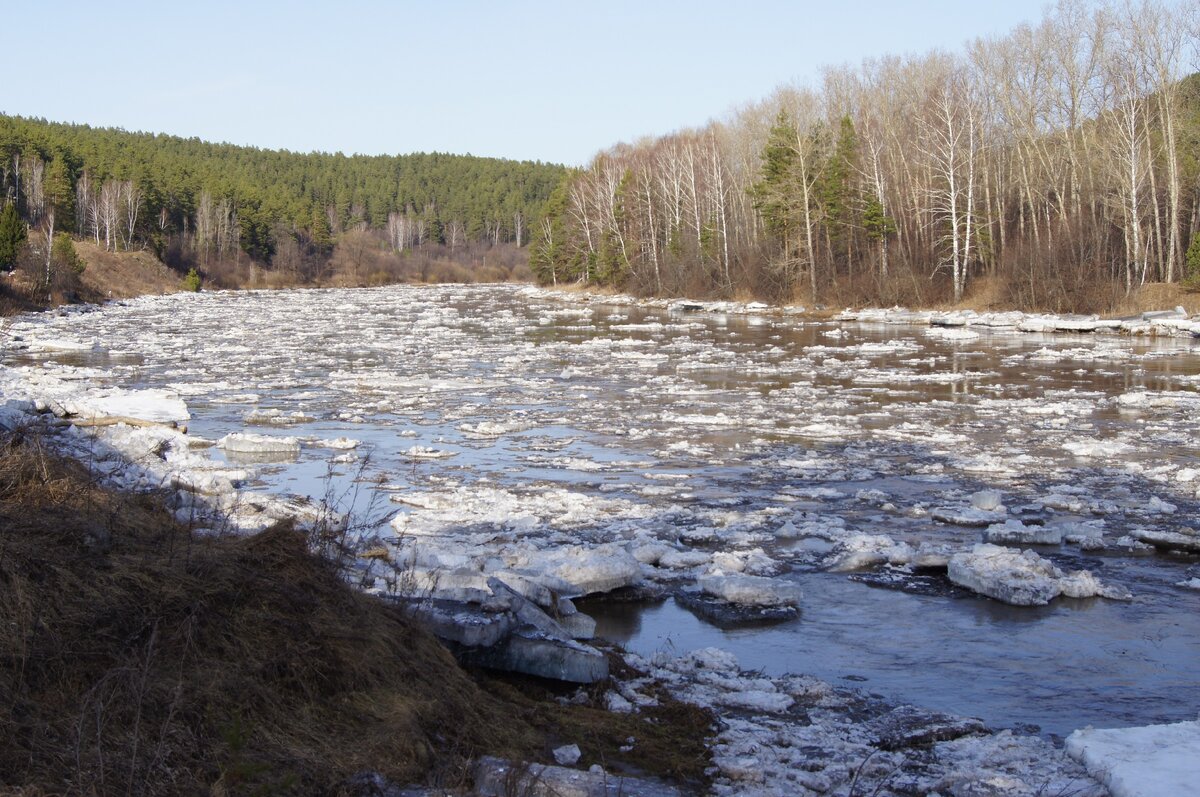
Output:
[
  {"xmin": 217, "ymin": 432, "xmax": 301, "ymax": 454},
  {"xmin": 948, "ymin": 544, "xmax": 1130, "ymax": 606},
  {"xmin": 1129, "ymin": 526, "xmax": 1200, "ymax": 553},
  {"xmin": 969, "ymin": 490, "xmax": 1004, "ymax": 512},
  {"xmin": 696, "ymin": 573, "xmax": 802, "ymax": 608},
  {"xmin": 826, "ymin": 534, "xmax": 915, "ymax": 572},
  {"xmin": 985, "ymin": 519, "xmax": 1064, "ymax": 546},
  {"xmin": 931, "ymin": 505, "xmax": 1006, "ymax": 527},
  {"xmin": 313, "ymin": 437, "xmax": 360, "ymax": 449},
  {"xmin": 4, "ymin": 281, "xmax": 1197, "ymax": 777}
]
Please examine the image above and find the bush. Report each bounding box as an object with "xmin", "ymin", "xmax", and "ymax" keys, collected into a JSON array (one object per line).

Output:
[
  {"xmin": 51, "ymin": 232, "xmax": 85, "ymax": 276},
  {"xmin": 183, "ymin": 267, "xmax": 202, "ymax": 291}
]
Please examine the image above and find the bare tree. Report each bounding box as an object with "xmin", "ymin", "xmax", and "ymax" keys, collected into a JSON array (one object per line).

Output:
[
  {"xmin": 120, "ymin": 181, "xmax": 142, "ymax": 249},
  {"xmin": 99, "ymin": 181, "xmax": 121, "ymax": 252}
]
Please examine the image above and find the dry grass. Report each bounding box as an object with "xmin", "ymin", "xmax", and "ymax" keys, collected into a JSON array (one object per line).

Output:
[
  {"xmin": 0, "ymin": 430, "xmax": 712, "ymax": 795},
  {"xmin": 73, "ymin": 241, "xmax": 185, "ymax": 300},
  {"xmin": 1115, "ymin": 282, "xmax": 1200, "ymax": 316}
]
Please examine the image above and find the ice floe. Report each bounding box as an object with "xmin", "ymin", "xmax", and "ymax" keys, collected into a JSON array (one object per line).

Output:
[{"xmin": 948, "ymin": 544, "xmax": 1131, "ymax": 605}]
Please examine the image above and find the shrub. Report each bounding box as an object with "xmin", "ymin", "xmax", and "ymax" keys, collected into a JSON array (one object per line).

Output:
[
  {"xmin": 51, "ymin": 233, "xmax": 85, "ymax": 276},
  {"xmin": 183, "ymin": 267, "xmax": 202, "ymax": 291}
]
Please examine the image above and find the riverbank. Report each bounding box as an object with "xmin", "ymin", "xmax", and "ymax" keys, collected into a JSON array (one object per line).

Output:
[
  {"xmin": 540, "ymin": 281, "xmax": 1200, "ymax": 339},
  {"xmin": 0, "ymin": 421, "xmax": 714, "ymax": 795},
  {"xmin": 8, "ymin": 238, "xmax": 1200, "ymax": 333},
  {"xmin": 0, "ymin": 412, "xmax": 1110, "ymax": 797}
]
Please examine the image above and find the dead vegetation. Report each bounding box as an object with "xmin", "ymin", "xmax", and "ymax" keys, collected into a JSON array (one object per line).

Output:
[{"xmin": 0, "ymin": 429, "xmax": 712, "ymax": 795}]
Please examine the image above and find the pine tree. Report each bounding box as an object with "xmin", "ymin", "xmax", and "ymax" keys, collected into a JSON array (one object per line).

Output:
[
  {"xmin": 45, "ymin": 155, "xmax": 75, "ymax": 232},
  {"xmin": 1185, "ymin": 235, "xmax": 1200, "ymax": 288},
  {"xmin": 862, "ymin": 196, "xmax": 896, "ymax": 245},
  {"xmin": 529, "ymin": 178, "xmax": 571, "ymax": 285},
  {"xmin": 749, "ymin": 111, "xmax": 800, "ymax": 246},
  {"xmin": 0, "ymin": 202, "xmax": 26, "ymax": 271},
  {"xmin": 819, "ymin": 116, "xmax": 859, "ymax": 262},
  {"xmin": 309, "ymin": 207, "xmax": 333, "ymax": 254}
]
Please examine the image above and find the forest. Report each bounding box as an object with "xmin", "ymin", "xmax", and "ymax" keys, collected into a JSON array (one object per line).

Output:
[
  {"xmin": 0, "ymin": 114, "xmax": 564, "ymax": 290},
  {"xmin": 531, "ymin": 0, "xmax": 1200, "ymax": 312}
]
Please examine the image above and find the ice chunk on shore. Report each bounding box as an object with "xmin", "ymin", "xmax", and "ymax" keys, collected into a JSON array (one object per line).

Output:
[
  {"xmin": 533, "ymin": 544, "xmax": 643, "ymax": 596},
  {"xmin": 76, "ymin": 390, "xmax": 191, "ymax": 424},
  {"xmin": 1066, "ymin": 720, "xmax": 1200, "ymax": 797},
  {"xmin": 552, "ymin": 744, "xmax": 581, "ymax": 766}
]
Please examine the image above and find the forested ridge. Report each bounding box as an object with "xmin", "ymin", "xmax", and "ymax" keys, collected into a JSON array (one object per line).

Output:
[
  {"xmin": 0, "ymin": 114, "xmax": 565, "ymax": 291},
  {"xmin": 531, "ymin": 0, "xmax": 1200, "ymax": 312}
]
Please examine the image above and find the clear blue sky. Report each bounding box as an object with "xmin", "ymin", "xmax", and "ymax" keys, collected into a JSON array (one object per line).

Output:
[{"xmin": 6, "ymin": 0, "xmax": 1049, "ymax": 165}]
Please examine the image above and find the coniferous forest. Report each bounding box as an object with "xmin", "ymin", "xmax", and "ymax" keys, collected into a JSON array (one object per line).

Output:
[
  {"xmin": 0, "ymin": 114, "xmax": 564, "ymax": 289},
  {"xmin": 531, "ymin": 0, "xmax": 1200, "ymax": 312}
]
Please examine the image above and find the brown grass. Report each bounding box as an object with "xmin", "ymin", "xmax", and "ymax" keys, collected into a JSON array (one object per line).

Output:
[
  {"xmin": 73, "ymin": 241, "xmax": 185, "ymax": 300},
  {"xmin": 1115, "ymin": 282, "xmax": 1200, "ymax": 316},
  {"xmin": 0, "ymin": 430, "xmax": 712, "ymax": 795}
]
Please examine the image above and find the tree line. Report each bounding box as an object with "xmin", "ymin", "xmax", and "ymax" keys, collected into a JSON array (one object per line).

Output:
[
  {"xmin": 0, "ymin": 114, "xmax": 565, "ymax": 285},
  {"xmin": 531, "ymin": 0, "xmax": 1200, "ymax": 312}
]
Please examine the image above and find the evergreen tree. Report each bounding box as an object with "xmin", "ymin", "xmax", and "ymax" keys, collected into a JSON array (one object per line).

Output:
[
  {"xmin": 528, "ymin": 178, "xmax": 571, "ymax": 285},
  {"xmin": 819, "ymin": 116, "xmax": 859, "ymax": 259},
  {"xmin": 749, "ymin": 111, "xmax": 800, "ymax": 246},
  {"xmin": 1184, "ymin": 235, "xmax": 1200, "ymax": 287},
  {"xmin": 0, "ymin": 202, "xmax": 26, "ymax": 271},
  {"xmin": 309, "ymin": 207, "xmax": 333, "ymax": 254},
  {"xmin": 0, "ymin": 112, "xmax": 566, "ymax": 264},
  {"xmin": 44, "ymin": 155, "xmax": 74, "ymax": 232},
  {"xmin": 862, "ymin": 196, "xmax": 896, "ymax": 246},
  {"xmin": 50, "ymin": 232, "xmax": 84, "ymax": 275}
]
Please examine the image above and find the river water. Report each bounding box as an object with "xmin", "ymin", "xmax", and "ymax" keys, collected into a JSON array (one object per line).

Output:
[{"xmin": 5, "ymin": 284, "xmax": 1199, "ymax": 738}]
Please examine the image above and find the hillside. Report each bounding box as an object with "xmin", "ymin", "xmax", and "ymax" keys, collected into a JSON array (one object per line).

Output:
[
  {"xmin": 0, "ymin": 114, "xmax": 565, "ymax": 287},
  {"xmin": 73, "ymin": 240, "xmax": 187, "ymax": 298}
]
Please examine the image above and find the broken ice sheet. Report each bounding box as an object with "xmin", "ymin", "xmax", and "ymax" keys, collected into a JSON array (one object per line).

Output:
[{"xmin": 3, "ymin": 283, "xmax": 1199, "ymax": 746}]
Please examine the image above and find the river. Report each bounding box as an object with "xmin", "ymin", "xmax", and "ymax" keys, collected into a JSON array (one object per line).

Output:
[{"xmin": 5, "ymin": 283, "xmax": 1198, "ymax": 739}]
